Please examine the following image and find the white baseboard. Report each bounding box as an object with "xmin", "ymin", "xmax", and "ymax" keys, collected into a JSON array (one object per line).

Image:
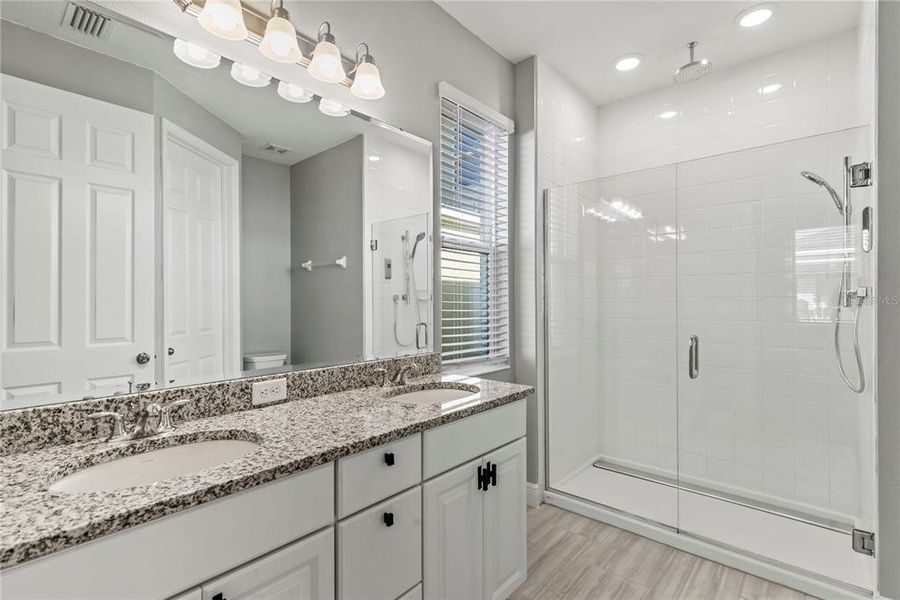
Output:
[
  {"xmin": 526, "ymin": 482, "xmax": 543, "ymax": 508},
  {"xmin": 544, "ymin": 491, "xmax": 872, "ymax": 600}
]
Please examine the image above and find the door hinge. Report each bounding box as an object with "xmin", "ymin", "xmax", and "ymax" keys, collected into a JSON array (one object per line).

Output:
[
  {"xmin": 369, "ymin": 239, "xmax": 378, "ymax": 251},
  {"xmin": 850, "ymin": 162, "xmax": 873, "ymax": 188},
  {"xmin": 852, "ymin": 529, "xmax": 875, "ymax": 556}
]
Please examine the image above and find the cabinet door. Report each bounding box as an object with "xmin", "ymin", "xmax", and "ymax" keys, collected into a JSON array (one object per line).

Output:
[
  {"xmin": 423, "ymin": 457, "xmax": 484, "ymax": 600},
  {"xmin": 202, "ymin": 528, "xmax": 334, "ymax": 600},
  {"xmin": 482, "ymin": 439, "xmax": 527, "ymax": 600}
]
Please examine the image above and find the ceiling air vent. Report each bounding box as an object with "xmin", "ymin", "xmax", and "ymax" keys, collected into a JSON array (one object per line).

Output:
[
  {"xmin": 261, "ymin": 143, "xmax": 292, "ymax": 155},
  {"xmin": 61, "ymin": 2, "xmax": 114, "ymax": 40}
]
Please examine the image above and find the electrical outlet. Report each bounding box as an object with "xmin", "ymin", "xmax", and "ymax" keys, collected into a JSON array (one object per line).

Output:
[{"xmin": 252, "ymin": 378, "xmax": 287, "ymax": 406}]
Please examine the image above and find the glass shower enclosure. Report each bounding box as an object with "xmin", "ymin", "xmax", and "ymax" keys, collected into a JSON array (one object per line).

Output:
[{"xmin": 544, "ymin": 127, "xmax": 876, "ymax": 592}]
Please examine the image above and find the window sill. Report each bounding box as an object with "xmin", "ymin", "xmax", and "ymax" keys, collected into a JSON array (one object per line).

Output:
[{"xmin": 441, "ymin": 361, "xmax": 511, "ymax": 378}]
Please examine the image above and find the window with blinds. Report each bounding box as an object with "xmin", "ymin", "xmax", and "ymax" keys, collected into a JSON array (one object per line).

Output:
[{"xmin": 439, "ymin": 96, "xmax": 510, "ymax": 365}]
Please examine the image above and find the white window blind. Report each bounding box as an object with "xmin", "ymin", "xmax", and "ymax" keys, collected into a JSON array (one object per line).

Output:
[{"xmin": 440, "ymin": 96, "xmax": 510, "ymax": 365}]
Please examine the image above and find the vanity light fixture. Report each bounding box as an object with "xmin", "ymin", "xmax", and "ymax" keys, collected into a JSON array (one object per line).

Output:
[
  {"xmin": 350, "ymin": 43, "xmax": 385, "ymax": 100},
  {"xmin": 614, "ymin": 53, "xmax": 643, "ymax": 72},
  {"xmin": 319, "ymin": 97, "xmax": 350, "ymax": 117},
  {"xmin": 736, "ymin": 3, "xmax": 774, "ymax": 28},
  {"xmin": 658, "ymin": 109, "xmax": 679, "ymax": 119},
  {"xmin": 173, "ymin": 39, "xmax": 221, "ymax": 69},
  {"xmin": 308, "ymin": 22, "xmax": 346, "ymax": 83},
  {"xmin": 231, "ymin": 62, "xmax": 272, "ymax": 87},
  {"xmin": 197, "ymin": 0, "xmax": 248, "ymax": 41},
  {"xmin": 277, "ymin": 80, "xmax": 314, "ymax": 103},
  {"xmin": 259, "ymin": 0, "xmax": 302, "ymax": 63}
]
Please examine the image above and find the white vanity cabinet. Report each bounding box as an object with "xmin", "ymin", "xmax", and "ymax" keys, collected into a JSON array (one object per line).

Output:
[
  {"xmin": 423, "ymin": 438, "xmax": 527, "ymax": 600},
  {"xmin": 201, "ymin": 528, "xmax": 335, "ymax": 600}
]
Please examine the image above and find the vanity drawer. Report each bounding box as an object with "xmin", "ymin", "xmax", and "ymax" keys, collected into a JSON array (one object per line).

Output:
[
  {"xmin": 423, "ymin": 399, "xmax": 526, "ymax": 479},
  {"xmin": 338, "ymin": 486, "xmax": 422, "ymax": 600},
  {"xmin": 337, "ymin": 433, "xmax": 421, "ymax": 517}
]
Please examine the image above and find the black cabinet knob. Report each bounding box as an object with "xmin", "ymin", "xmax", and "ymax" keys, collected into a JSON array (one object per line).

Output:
[
  {"xmin": 383, "ymin": 512, "xmax": 394, "ymax": 527},
  {"xmin": 384, "ymin": 452, "xmax": 395, "ymax": 466}
]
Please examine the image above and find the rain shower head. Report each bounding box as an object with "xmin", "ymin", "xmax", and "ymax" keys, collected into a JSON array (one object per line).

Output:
[
  {"xmin": 674, "ymin": 42, "xmax": 712, "ymax": 83},
  {"xmin": 410, "ymin": 231, "xmax": 426, "ymax": 259},
  {"xmin": 801, "ymin": 170, "xmax": 845, "ymax": 214}
]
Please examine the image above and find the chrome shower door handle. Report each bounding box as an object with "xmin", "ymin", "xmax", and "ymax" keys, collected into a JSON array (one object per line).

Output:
[{"xmin": 688, "ymin": 335, "xmax": 700, "ymax": 379}]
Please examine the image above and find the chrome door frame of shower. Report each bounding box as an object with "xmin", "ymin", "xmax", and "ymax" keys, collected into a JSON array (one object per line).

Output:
[{"xmin": 538, "ymin": 150, "xmax": 877, "ymax": 599}]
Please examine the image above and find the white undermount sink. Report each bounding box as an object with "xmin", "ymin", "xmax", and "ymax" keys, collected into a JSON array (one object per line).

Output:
[
  {"xmin": 390, "ymin": 386, "xmax": 479, "ymax": 406},
  {"xmin": 49, "ymin": 439, "xmax": 259, "ymax": 494}
]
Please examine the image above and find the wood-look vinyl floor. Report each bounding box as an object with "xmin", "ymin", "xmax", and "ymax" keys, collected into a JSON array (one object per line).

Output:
[{"xmin": 510, "ymin": 504, "xmax": 821, "ymax": 600}]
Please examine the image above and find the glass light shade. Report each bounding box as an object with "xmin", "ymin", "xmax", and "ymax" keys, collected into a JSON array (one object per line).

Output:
[
  {"xmin": 308, "ymin": 41, "xmax": 346, "ymax": 83},
  {"xmin": 260, "ymin": 16, "xmax": 302, "ymax": 63},
  {"xmin": 198, "ymin": 0, "xmax": 247, "ymax": 41},
  {"xmin": 277, "ymin": 80, "xmax": 314, "ymax": 103},
  {"xmin": 318, "ymin": 98, "xmax": 350, "ymax": 117},
  {"xmin": 230, "ymin": 62, "xmax": 271, "ymax": 87},
  {"xmin": 350, "ymin": 61, "xmax": 385, "ymax": 100},
  {"xmin": 173, "ymin": 39, "xmax": 221, "ymax": 69}
]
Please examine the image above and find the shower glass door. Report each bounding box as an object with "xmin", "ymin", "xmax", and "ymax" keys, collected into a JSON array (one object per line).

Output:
[
  {"xmin": 544, "ymin": 128, "xmax": 876, "ymax": 590},
  {"xmin": 674, "ymin": 129, "xmax": 875, "ymax": 589},
  {"xmin": 545, "ymin": 166, "xmax": 680, "ymax": 527}
]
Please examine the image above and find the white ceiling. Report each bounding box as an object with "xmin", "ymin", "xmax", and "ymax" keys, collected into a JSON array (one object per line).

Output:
[
  {"xmin": 0, "ymin": 0, "xmax": 427, "ymax": 165},
  {"xmin": 435, "ymin": 0, "xmax": 859, "ymax": 106}
]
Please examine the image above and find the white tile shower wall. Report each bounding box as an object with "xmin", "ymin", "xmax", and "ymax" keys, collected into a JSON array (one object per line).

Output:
[
  {"xmin": 363, "ymin": 134, "xmax": 432, "ymax": 360},
  {"xmin": 594, "ymin": 29, "xmax": 866, "ymax": 178},
  {"xmin": 538, "ymin": 59, "xmax": 604, "ymax": 483},
  {"xmin": 675, "ymin": 127, "xmax": 874, "ymax": 526}
]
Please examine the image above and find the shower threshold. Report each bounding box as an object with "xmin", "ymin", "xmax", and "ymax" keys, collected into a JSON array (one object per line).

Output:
[{"xmin": 591, "ymin": 458, "xmax": 853, "ymax": 534}]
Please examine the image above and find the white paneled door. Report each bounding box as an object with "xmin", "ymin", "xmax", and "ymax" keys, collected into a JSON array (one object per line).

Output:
[
  {"xmin": 0, "ymin": 75, "xmax": 154, "ymax": 408},
  {"xmin": 162, "ymin": 128, "xmax": 228, "ymax": 386}
]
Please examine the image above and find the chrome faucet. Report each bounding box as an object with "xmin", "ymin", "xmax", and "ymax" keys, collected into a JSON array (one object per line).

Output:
[
  {"xmin": 391, "ymin": 363, "xmax": 418, "ymax": 386},
  {"xmin": 87, "ymin": 398, "xmax": 192, "ymax": 442}
]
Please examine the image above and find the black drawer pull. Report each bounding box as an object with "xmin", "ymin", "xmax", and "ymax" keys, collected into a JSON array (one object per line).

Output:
[
  {"xmin": 384, "ymin": 452, "xmax": 395, "ymax": 466},
  {"xmin": 383, "ymin": 512, "xmax": 394, "ymax": 527},
  {"xmin": 488, "ymin": 462, "xmax": 497, "ymax": 487}
]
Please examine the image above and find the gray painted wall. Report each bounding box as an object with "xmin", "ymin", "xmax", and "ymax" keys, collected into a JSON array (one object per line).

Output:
[
  {"xmin": 241, "ymin": 156, "xmax": 292, "ymax": 358},
  {"xmin": 290, "ymin": 136, "xmax": 365, "ymax": 365},
  {"xmin": 877, "ymin": 2, "xmax": 900, "ymax": 596},
  {"xmin": 513, "ymin": 58, "xmax": 540, "ymax": 484}
]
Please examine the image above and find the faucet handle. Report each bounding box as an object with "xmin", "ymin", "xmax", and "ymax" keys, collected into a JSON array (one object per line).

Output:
[
  {"xmin": 87, "ymin": 411, "xmax": 126, "ymax": 441},
  {"xmin": 159, "ymin": 398, "xmax": 191, "ymax": 432},
  {"xmin": 393, "ymin": 362, "xmax": 419, "ymax": 386}
]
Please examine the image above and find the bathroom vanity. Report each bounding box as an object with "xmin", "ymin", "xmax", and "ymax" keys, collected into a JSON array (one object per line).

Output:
[{"xmin": 0, "ymin": 365, "xmax": 531, "ymax": 600}]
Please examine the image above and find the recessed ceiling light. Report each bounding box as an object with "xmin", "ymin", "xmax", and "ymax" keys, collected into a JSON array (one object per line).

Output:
[
  {"xmin": 758, "ymin": 83, "xmax": 782, "ymax": 95},
  {"xmin": 173, "ymin": 39, "xmax": 221, "ymax": 69},
  {"xmin": 230, "ymin": 62, "xmax": 271, "ymax": 87},
  {"xmin": 658, "ymin": 110, "xmax": 679, "ymax": 119},
  {"xmin": 614, "ymin": 53, "xmax": 644, "ymax": 72},
  {"xmin": 736, "ymin": 3, "xmax": 774, "ymax": 28}
]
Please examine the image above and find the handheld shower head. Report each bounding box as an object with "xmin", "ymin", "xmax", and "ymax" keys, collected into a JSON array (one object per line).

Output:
[
  {"xmin": 800, "ymin": 171, "xmax": 845, "ymax": 214},
  {"xmin": 410, "ymin": 232, "xmax": 426, "ymax": 259}
]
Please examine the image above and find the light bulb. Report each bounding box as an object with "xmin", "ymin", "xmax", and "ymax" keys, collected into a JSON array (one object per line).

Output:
[
  {"xmin": 230, "ymin": 62, "xmax": 271, "ymax": 87},
  {"xmin": 260, "ymin": 9, "xmax": 302, "ymax": 64},
  {"xmin": 277, "ymin": 80, "xmax": 314, "ymax": 103},
  {"xmin": 198, "ymin": 0, "xmax": 247, "ymax": 41},
  {"xmin": 318, "ymin": 98, "xmax": 350, "ymax": 117},
  {"xmin": 309, "ymin": 40, "xmax": 346, "ymax": 83},
  {"xmin": 351, "ymin": 61, "xmax": 385, "ymax": 99},
  {"xmin": 173, "ymin": 39, "xmax": 221, "ymax": 69}
]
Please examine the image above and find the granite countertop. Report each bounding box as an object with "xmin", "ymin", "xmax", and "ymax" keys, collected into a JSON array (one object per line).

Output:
[{"xmin": 0, "ymin": 374, "xmax": 532, "ymax": 570}]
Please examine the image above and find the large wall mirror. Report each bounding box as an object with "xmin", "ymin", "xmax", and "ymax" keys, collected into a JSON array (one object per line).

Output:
[{"xmin": 0, "ymin": 1, "xmax": 433, "ymax": 410}]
